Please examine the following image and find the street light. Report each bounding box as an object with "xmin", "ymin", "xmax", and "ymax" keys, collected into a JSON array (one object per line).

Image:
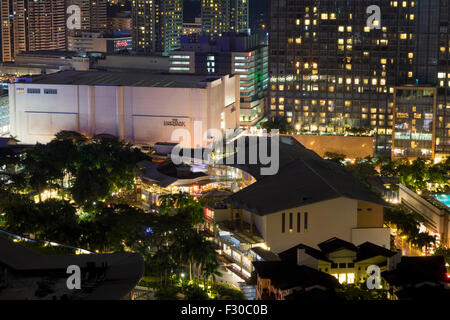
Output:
[{"xmin": 181, "ymin": 273, "xmax": 185, "ymax": 278}]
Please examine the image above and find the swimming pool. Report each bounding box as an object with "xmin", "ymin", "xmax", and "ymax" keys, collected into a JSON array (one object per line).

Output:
[{"xmin": 433, "ymin": 194, "xmax": 450, "ymax": 208}]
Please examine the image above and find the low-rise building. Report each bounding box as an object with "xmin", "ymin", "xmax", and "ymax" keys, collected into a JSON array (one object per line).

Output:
[
  {"xmin": 68, "ymin": 32, "xmax": 132, "ymax": 54},
  {"xmin": 382, "ymin": 256, "xmax": 450, "ymax": 300},
  {"xmin": 399, "ymin": 184, "xmax": 450, "ymax": 248},
  {"xmin": 253, "ymin": 260, "xmax": 341, "ymax": 300},
  {"xmin": 9, "ymin": 71, "xmax": 240, "ymax": 147},
  {"xmin": 203, "ymin": 137, "xmax": 391, "ymax": 276},
  {"xmin": 278, "ymin": 237, "xmax": 399, "ymax": 288},
  {"xmin": 0, "ymin": 235, "xmax": 144, "ymax": 300}
]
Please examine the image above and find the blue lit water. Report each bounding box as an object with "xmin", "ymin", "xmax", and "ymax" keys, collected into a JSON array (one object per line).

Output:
[{"xmin": 433, "ymin": 194, "xmax": 450, "ymax": 208}]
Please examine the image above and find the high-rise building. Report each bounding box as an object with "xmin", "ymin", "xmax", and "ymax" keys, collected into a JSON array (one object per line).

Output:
[
  {"xmin": 0, "ymin": 0, "xmax": 14, "ymax": 62},
  {"xmin": 269, "ymin": 0, "xmax": 450, "ymax": 159},
  {"xmin": 66, "ymin": 0, "xmax": 107, "ymax": 33},
  {"xmin": 169, "ymin": 33, "xmax": 268, "ymax": 127},
  {"xmin": 132, "ymin": 0, "xmax": 183, "ymax": 56},
  {"xmin": 0, "ymin": 0, "xmax": 27, "ymax": 62},
  {"xmin": 27, "ymin": 0, "xmax": 66, "ymax": 51},
  {"xmin": 230, "ymin": 0, "xmax": 248, "ymax": 34},
  {"xmin": 201, "ymin": 0, "xmax": 230, "ymax": 39},
  {"xmin": 201, "ymin": 0, "xmax": 248, "ymax": 39},
  {"xmin": 108, "ymin": 11, "xmax": 132, "ymax": 32}
]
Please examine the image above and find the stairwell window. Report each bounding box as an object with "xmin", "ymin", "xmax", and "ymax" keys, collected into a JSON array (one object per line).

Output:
[
  {"xmin": 297, "ymin": 212, "xmax": 301, "ymax": 232},
  {"xmin": 304, "ymin": 212, "xmax": 308, "ymax": 231},
  {"xmin": 289, "ymin": 212, "xmax": 293, "ymax": 232},
  {"xmin": 282, "ymin": 213, "xmax": 285, "ymax": 233}
]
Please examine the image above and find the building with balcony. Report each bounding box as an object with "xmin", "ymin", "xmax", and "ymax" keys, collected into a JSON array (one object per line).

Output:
[
  {"xmin": 203, "ymin": 136, "xmax": 392, "ymax": 276},
  {"xmin": 269, "ymin": 0, "xmax": 450, "ymax": 157},
  {"xmin": 169, "ymin": 33, "xmax": 268, "ymax": 127}
]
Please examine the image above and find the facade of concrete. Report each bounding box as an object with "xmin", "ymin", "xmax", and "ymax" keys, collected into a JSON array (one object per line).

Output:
[{"xmin": 9, "ymin": 72, "xmax": 240, "ymax": 147}]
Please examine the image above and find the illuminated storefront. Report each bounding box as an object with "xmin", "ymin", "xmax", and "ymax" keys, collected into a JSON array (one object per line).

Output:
[{"xmin": 392, "ymin": 87, "xmax": 437, "ymax": 159}]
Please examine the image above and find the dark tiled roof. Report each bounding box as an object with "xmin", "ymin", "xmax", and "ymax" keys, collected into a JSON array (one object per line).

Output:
[
  {"xmin": 355, "ymin": 242, "xmax": 397, "ymax": 262},
  {"xmin": 0, "ymin": 235, "xmax": 144, "ymax": 300},
  {"xmin": 224, "ymin": 136, "xmax": 387, "ymax": 215},
  {"xmin": 318, "ymin": 237, "xmax": 357, "ymax": 254},
  {"xmin": 253, "ymin": 261, "xmax": 341, "ymax": 291},
  {"xmin": 279, "ymin": 244, "xmax": 332, "ymax": 263},
  {"xmin": 382, "ymin": 256, "xmax": 447, "ymax": 286},
  {"xmin": 250, "ymin": 247, "xmax": 280, "ymax": 261}
]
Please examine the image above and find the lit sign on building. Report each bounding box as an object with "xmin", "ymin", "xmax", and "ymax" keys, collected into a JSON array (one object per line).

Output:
[
  {"xmin": 163, "ymin": 119, "xmax": 186, "ymax": 127},
  {"xmin": 112, "ymin": 39, "xmax": 132, "ymax": 52}
]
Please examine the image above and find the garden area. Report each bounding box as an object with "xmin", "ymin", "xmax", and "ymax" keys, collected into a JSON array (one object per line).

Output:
[{"xmin": 0, "ymin": 131, "xmax": 235, "ymax": 300}]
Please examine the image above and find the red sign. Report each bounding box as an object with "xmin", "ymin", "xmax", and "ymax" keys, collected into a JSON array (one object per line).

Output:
[{"xmin": 115, "ymin": 40, "xmax": 129, "ymax": 49}]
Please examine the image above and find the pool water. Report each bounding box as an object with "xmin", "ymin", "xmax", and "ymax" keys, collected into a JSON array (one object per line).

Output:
[{"xmin": 433, "ymin": 194, "xmax": 450, "ymax": 208}]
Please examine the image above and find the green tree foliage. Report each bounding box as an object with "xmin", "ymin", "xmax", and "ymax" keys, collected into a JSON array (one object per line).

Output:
[
  {"xmin": 0, "ymin": 131, "xmax": 152, "ymax": 252},
  {"xmin": 337, "ymin": 284, "xmax": 388, "ymax": 300},
  {"xmin": 260, "ymin": 119, "xmax": 295, "ymax": 134},
  {"xmin": 324, "ymin": 152, "xmax": 346, "ymax": 165},
  {"xmin": 385, "ymin": 206, "xmax": 436, "ymax": 249},
  {"xmin": 433, "ymin": 247, "xmax": 450, "ymax": 266}
]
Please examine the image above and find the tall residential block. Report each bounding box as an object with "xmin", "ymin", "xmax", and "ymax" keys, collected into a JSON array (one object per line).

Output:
[
  {"xmin": 27, "ymin": 0, "xmax": 66, "ymax": 51},
  {"xmin": 66, "ymin": 0, "xmax": 108, "ymax": 33},
  {"xmin": 0, "ymin": 0, "xmax": 27, "ymax": 62},
  {"xmin": 132, "ymin": 0, "xmax": 183, "ymax": 56},
  {"xmin": 201, "ymin": 0, "xmax": 248, "ymax": 38},
  {"xmin": 269, "ymin": 0, "xmax": 450, "ymax": 159}
]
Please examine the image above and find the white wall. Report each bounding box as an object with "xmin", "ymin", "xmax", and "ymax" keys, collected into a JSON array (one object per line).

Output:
[
  {"xmin": 261, "ymin": 197, "xmax": 358, "ymax": 253},
  {"xmin": 9, "ymin": 75, "xmax": 240, "ymax": 147}
]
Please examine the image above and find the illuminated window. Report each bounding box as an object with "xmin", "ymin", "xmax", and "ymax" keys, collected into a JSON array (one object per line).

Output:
[{"xmin": 347, "ymin": 273, "xmax": 355, "ymax": 284}]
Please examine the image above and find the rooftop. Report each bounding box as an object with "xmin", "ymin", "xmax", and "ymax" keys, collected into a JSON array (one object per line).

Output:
[
  {"xmin": 223, "ymin": 136, "xmax": 388, "ymax": 215},
  {"xmin": 0, "ymin": 235, "xmax": 144, "ymax": 300},
  {"xmin": 253, "ymin": 261, "xmax": 341, "ymax": 291},
  {"xmin": 279, "ymin": 237, "xmax": 396, "ymax": 264},
  {"xmin": 18, "ymin": 70, "xmax": 225, "ymax": 88}
]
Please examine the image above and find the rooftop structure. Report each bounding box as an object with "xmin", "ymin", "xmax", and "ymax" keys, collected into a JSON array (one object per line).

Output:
[{"xmin": 0, "ymin": 235, "xmax": 144, "ymax": 300}]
